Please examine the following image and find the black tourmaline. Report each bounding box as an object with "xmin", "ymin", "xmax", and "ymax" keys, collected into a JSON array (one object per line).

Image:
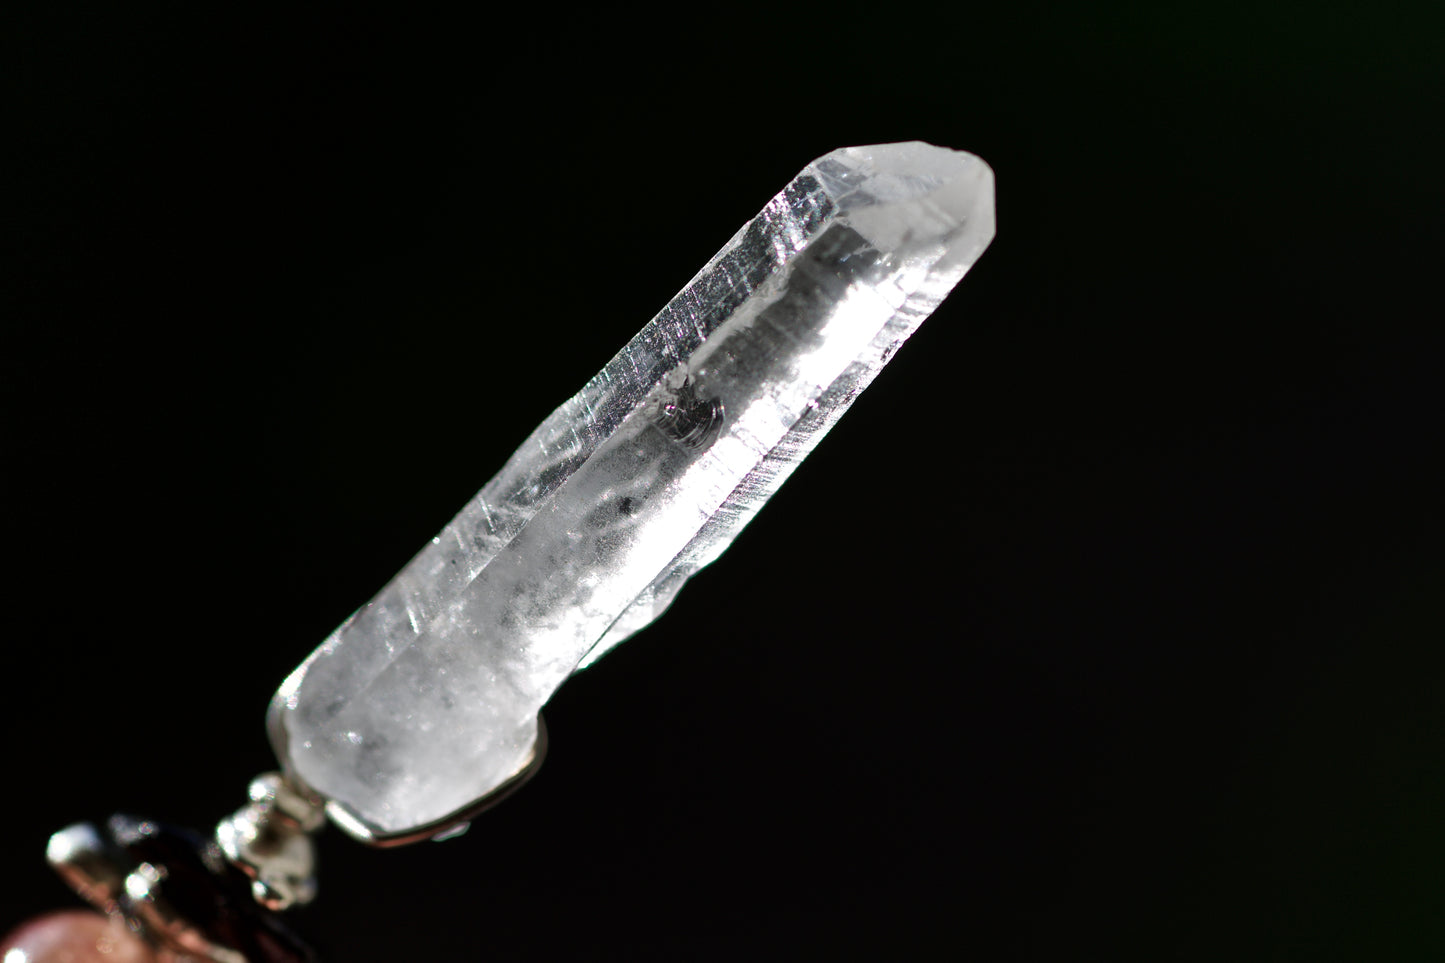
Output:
[{"xmin": 105, "ymin": 815, "xmax": 316, "ymax": 963}]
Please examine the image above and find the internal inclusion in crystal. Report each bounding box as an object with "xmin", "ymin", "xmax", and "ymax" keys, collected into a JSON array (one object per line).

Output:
[{"xmin": 271, "ymin": 142, "xmax": 996, "ymax": 839}]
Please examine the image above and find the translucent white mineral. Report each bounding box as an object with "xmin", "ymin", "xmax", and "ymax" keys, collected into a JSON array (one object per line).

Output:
[{"xmin": 270, "ymin": 142, "xmax": 996, "ymax": 839}]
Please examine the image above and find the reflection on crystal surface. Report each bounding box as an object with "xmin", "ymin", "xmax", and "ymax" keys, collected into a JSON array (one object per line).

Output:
[{"xmin": 271, "ymin": 142, "xmax": 996, "ymax": 837}]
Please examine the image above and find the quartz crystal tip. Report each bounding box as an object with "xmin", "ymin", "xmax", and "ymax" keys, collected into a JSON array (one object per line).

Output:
[{"xmin": 271, "ymin": 142, "xmax": 995, "ymax": 842}]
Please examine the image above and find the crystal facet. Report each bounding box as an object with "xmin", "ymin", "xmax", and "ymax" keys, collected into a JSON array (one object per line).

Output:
[{"xmin": 270, "ymin": 142, "xmax": 996, "ymax": 838}]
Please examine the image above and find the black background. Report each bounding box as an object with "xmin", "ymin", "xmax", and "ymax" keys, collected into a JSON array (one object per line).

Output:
[{"xmin": 5, "ymin": 3, "xmax": 1443, "ymax": 960}]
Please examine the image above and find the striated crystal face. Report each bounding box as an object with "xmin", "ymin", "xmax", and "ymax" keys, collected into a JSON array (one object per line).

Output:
[{"xmin": 271, "ymin": 142, "xmax": 996, "ymax": 838}]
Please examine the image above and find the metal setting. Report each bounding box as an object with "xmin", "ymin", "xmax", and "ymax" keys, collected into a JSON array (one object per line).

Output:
[
  {"xmin": 216, "ymin": 772, "xmax": 325, "ymax": 909},
  {"xmin": 323, "ymin": 714, "xmax": 548, "ymax": 848},
  {"xmin": 270, "ymin": 666, "xmax": 549, "ymax": 847}
]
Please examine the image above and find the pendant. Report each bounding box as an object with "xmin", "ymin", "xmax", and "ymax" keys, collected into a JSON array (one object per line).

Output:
[{"xmin": 42, "ymin": 142, "xmax": 995, "ymax": 960}]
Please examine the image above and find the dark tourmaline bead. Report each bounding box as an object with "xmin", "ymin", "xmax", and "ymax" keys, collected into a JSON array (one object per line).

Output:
[{"xmin": 106, "ymin": 815, "xmax": 316, "ymax": 963}]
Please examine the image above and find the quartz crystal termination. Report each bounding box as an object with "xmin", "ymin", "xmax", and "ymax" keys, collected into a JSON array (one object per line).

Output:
[{"xmin": 271, "ymin": 142, "xmax": 995, "ymax": 840}]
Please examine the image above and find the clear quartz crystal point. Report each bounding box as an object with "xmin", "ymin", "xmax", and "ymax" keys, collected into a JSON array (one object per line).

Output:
[{"xmin": 270, "ymin": 142, "xmax": 996, "ymax": 840}]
